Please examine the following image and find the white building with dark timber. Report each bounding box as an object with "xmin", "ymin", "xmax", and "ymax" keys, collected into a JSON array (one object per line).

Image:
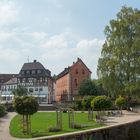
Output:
[
  {"xmin": 1, "ymin": 77, "xmax": 17, "ymax": 103},
  {"xmin": 17, "ymin": 60, "xmax": 54, "ymax": 103},
  {"xmin": 0, "ymin": 60, "xmax": 54, "ymax": 104}
]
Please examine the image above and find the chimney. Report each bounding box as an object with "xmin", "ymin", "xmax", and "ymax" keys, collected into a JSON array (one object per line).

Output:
[{"xmin": 34, "ymin": 60, "xmax": 37, "ymax": 63}]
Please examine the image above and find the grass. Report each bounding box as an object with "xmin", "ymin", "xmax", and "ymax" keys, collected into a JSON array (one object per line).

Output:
[{"xmin": 10, "ymin": 112, "xmax": 104, "ymax": 138}]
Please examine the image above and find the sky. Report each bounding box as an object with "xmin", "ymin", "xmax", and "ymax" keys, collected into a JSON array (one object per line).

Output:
[{"xmin": 0, "ymin": 0, "xmax": 140, "ymax": 78}]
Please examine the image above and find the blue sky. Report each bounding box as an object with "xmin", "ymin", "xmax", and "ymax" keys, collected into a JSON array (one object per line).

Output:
[{"xmin": 0, "ymin": 0, "xmax": 140, "ymax": 78}]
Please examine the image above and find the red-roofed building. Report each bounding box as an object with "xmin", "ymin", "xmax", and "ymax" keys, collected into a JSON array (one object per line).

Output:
[{"xmin": 55, "ymin": 58, "xmax": 91, "ymax": 102}]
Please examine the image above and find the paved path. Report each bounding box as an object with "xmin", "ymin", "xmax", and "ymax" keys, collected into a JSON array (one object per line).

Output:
[
  {"xmin": 0, "ymin": 111, "xmax": 140, "ymax": 140},
  {"xmin": 105, "ymin": 110, "xmax": 140, "ymax": 126},
  {"xmin": 0, "ymin": 112, "xmax": 18, "ymax": 140}
]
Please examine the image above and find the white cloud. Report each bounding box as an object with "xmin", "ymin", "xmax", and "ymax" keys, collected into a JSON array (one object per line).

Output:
[
  {"xmin": 75, "ymin": 39, "xmax": 104, "ymax": 77},
  {"xmin": 0, "ymin": 1, "xmax": 18, "ymax": 25},
  {"xmin": 0, "ymin": 30, "xmax": 104, "ymax": 78},
  {"xmin": 40, "ymin": 33, "xmax": 104, "ymax": 78},
  {"xmin": 0, "ymin": 48, "xmax": 20, "ymax": 61},
  {"xmin": 0, "ymin": 31, "xmax": 15, "ymax": 42},
  {"xmin": 41, "ymin": 34, "xmax": 67, "ymax": 49}
]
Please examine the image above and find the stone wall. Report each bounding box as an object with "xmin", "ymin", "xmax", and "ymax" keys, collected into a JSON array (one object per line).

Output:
[{"xmin": 35, "ymin": 120, "xmax": 140, "ymax": 140}]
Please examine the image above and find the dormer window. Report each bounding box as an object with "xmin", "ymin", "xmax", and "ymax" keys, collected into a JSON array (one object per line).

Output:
[
  {"xmin": 26, "ymin": 70, "xmax": 30, "ymax": 74},
  {"xmin": 37, "ymin": 70, "xmax": 42, "ymax": 74},
  {"xmin": 21, "ymin": 70, "xmax": 25, "ymax": 75},
  {"xmin": 32, "ymin": 70, "xmax": 36, "ymax": 74}
]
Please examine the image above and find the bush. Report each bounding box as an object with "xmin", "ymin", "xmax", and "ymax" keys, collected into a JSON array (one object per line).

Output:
[
  {"xmin": 48, "ymin": 126, "xmax": 61, "ymax": 132},
  {"xmin": 82, "ymin": 96, "xmax": 95, "ymax": 110},
  {"xmin": 91, "ymin": 96, "xmax": 112, "ymax": 111},
  {"xmin": 115, "ymin": 96, "xmax": 126, "ymax": 109},
  {"xmin": 0, "ymin": 105, "xmax": 7, "ymax": 117},
  {"xmin": 4, "ymin": 103, "xmax": 14, "ymax": 112}
]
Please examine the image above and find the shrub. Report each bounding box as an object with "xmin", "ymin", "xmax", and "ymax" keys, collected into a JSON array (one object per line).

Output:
[
  {"xmin": 115, "ymin": 96, "xmax": 126, "ymax": 109},
  {"xmin": 0, "ymin": 105, "xmax": 7, "ymax": 117},
  {"xmin": 48, "ymin": 126, "xmax": 61, "ymax": 132},
  {"xmin": 91, "ymin": 96, "xmax": 112, "ymax": 111},
  {"xmin": 82, "ymin": 96, "xmax": 95, "ymax": 110},
  {"xmin": 4, "ymin": 103, "xmax": 14, "ymax": 112}
]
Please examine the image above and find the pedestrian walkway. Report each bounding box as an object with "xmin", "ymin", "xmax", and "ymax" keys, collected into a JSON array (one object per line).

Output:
[
  {"xmin": 0, "ymin": 111, "xmax": 140, "ymax": 140},
  {"xmin": 0, "ymin": 112, "xmax": 18, "ymax": 140},
  {"xmin": 105, "ymin": 110, "xmax": 140, "ymax": 126}
]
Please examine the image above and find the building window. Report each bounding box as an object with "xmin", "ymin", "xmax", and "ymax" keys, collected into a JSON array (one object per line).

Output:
[
  {"xmin": 39, "ymin": 88, "xmax": 43, "ymax": 91},
  {"xmin": 74, "ymin": 79, "xmax": 78, "ymax": 87},
  {"xmin": 35, "ymin": 88, "xmax": 38, "ymax": 91},
  {"xmin": 82, "ymin": 69, "xmax": 85, "ymax": 74},
  {"xmin": 40, "ymin": 77, "xmax": 43, "ymax": 82},
  {"xmin": 26, "ymin": 70, "xmax": 30, "ymax": 74},
  {"xmin": 75, "ymin": 69, "xmax": 78, "ymax": 74},
  {"xmin": 21, "ymin": 70, "xmax": 25, "ymax": 75},
  {"xmin": 29, "ymin": 88, "xmax": 33, "ymax": 92},
  {"xmin": 37, "ymin": 70, "xmax": 42, "ymax": 74},
  {"xmin": 32, "ymin": 70, "xmax": 36, "ymax": 74},
  {"xmin": 23, "ymin": 78, "xmax": 25, "ymax": 83}
]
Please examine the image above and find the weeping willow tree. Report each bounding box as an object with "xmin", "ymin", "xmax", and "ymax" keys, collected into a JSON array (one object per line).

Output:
[{"xmin": 97, "ymin": 6, "xmax": 140, "ymax": 97}]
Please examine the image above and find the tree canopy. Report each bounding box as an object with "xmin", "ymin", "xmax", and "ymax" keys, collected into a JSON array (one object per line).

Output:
[
  {"xmin": 13, "ymin": 96, "xmax": 39, "ymax": 135},
  {"xmin": 97, "ymin": 6, "xmax": 140, "ymax": 97},
  {"xmin": 91, "ymin": 96, "xmax": 112, "ymax": 111},
  {"xmin": 82, "ymin": 96, "xmax": 94, "ymax": 110},
  {"xmin": 78, "ymin": 79, "xmax": 98, "ymax": 96},
  {"xmin": 12, "ymin": 86, "xmax": 28, "ymax": 97},
  {"xmin": 115, "ymin": 96, "xmax": 126, "ymax": 109},
  {"xmin": 14, "ymin": 96, "xmax": 39, "ymax": 115}
]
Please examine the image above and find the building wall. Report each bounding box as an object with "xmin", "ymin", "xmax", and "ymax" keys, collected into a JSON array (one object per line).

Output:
[
  {"xmin": 47, "ymin": 77, "xmax": 54, "ymax": 103},
  {"xmin": 1, "ymin": 84, "xmax": 17, "ymax": 103},
  {"xmin": 0, "ymin": 74, "xmax": 17, "ymax": 89},
  {"xmin": 17, "ymin": 76, "xmax": 53, "ymax": 103},
  {"xmin": 55, "ymin": 74, "xmax": 69, "ymax": 102},
  {"xmin": 70, "ymin": 60, "xmax": 91, "ymax": 99},
  {"xmin": 55, "ymin": 59, "xmax": 91, "ymax": 102}
]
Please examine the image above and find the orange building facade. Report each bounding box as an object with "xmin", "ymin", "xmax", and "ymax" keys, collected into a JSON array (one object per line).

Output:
[{"xmin": 55, "ymin": 58, "xmax": 91, "ymax": 102}]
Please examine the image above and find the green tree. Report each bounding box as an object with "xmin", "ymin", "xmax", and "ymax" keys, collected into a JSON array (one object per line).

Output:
[
  {"xmin": 124, "ymin": 81, "xmax": 140, "ymax": 98},
  {"xmin": 91, "ymin": 96, "xmax": 112, "ymax": 121},
  {"xmin": 115, "ymin": 96, "xmax": 126, "ymax": 114},
  {"xmin": 0, "ymin": 105, "xmax": 7, "ymax": 117},
  {"xmin": 97, "ymin": 6, "xmax": 140, "ymax": 97},
  {"xmin": 91, "ymin": 96, "xmax": 112, "ymax": 111},
  {"xmin": 93, "ymin": 79, "xmax": 108, "ymax": 96},
  {"xmin": 82, "ymin": 96, "xmax": 94, "ymax": 110},
  {"xmin": 14, "ymin": 96, "xmax": 39, "ymax": 134},
  {"xmin": 12, "ymin": 86, "xmax": 28, "ymax": 97},
  {"xmin": 79, "ymin": 79, "xmax": 98, "ymax": 96}
]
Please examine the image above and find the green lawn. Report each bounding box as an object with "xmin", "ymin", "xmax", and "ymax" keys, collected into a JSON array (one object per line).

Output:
[{"xmin": 10, "ymin": 112, "xmax": 104, "ymax": 138}]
